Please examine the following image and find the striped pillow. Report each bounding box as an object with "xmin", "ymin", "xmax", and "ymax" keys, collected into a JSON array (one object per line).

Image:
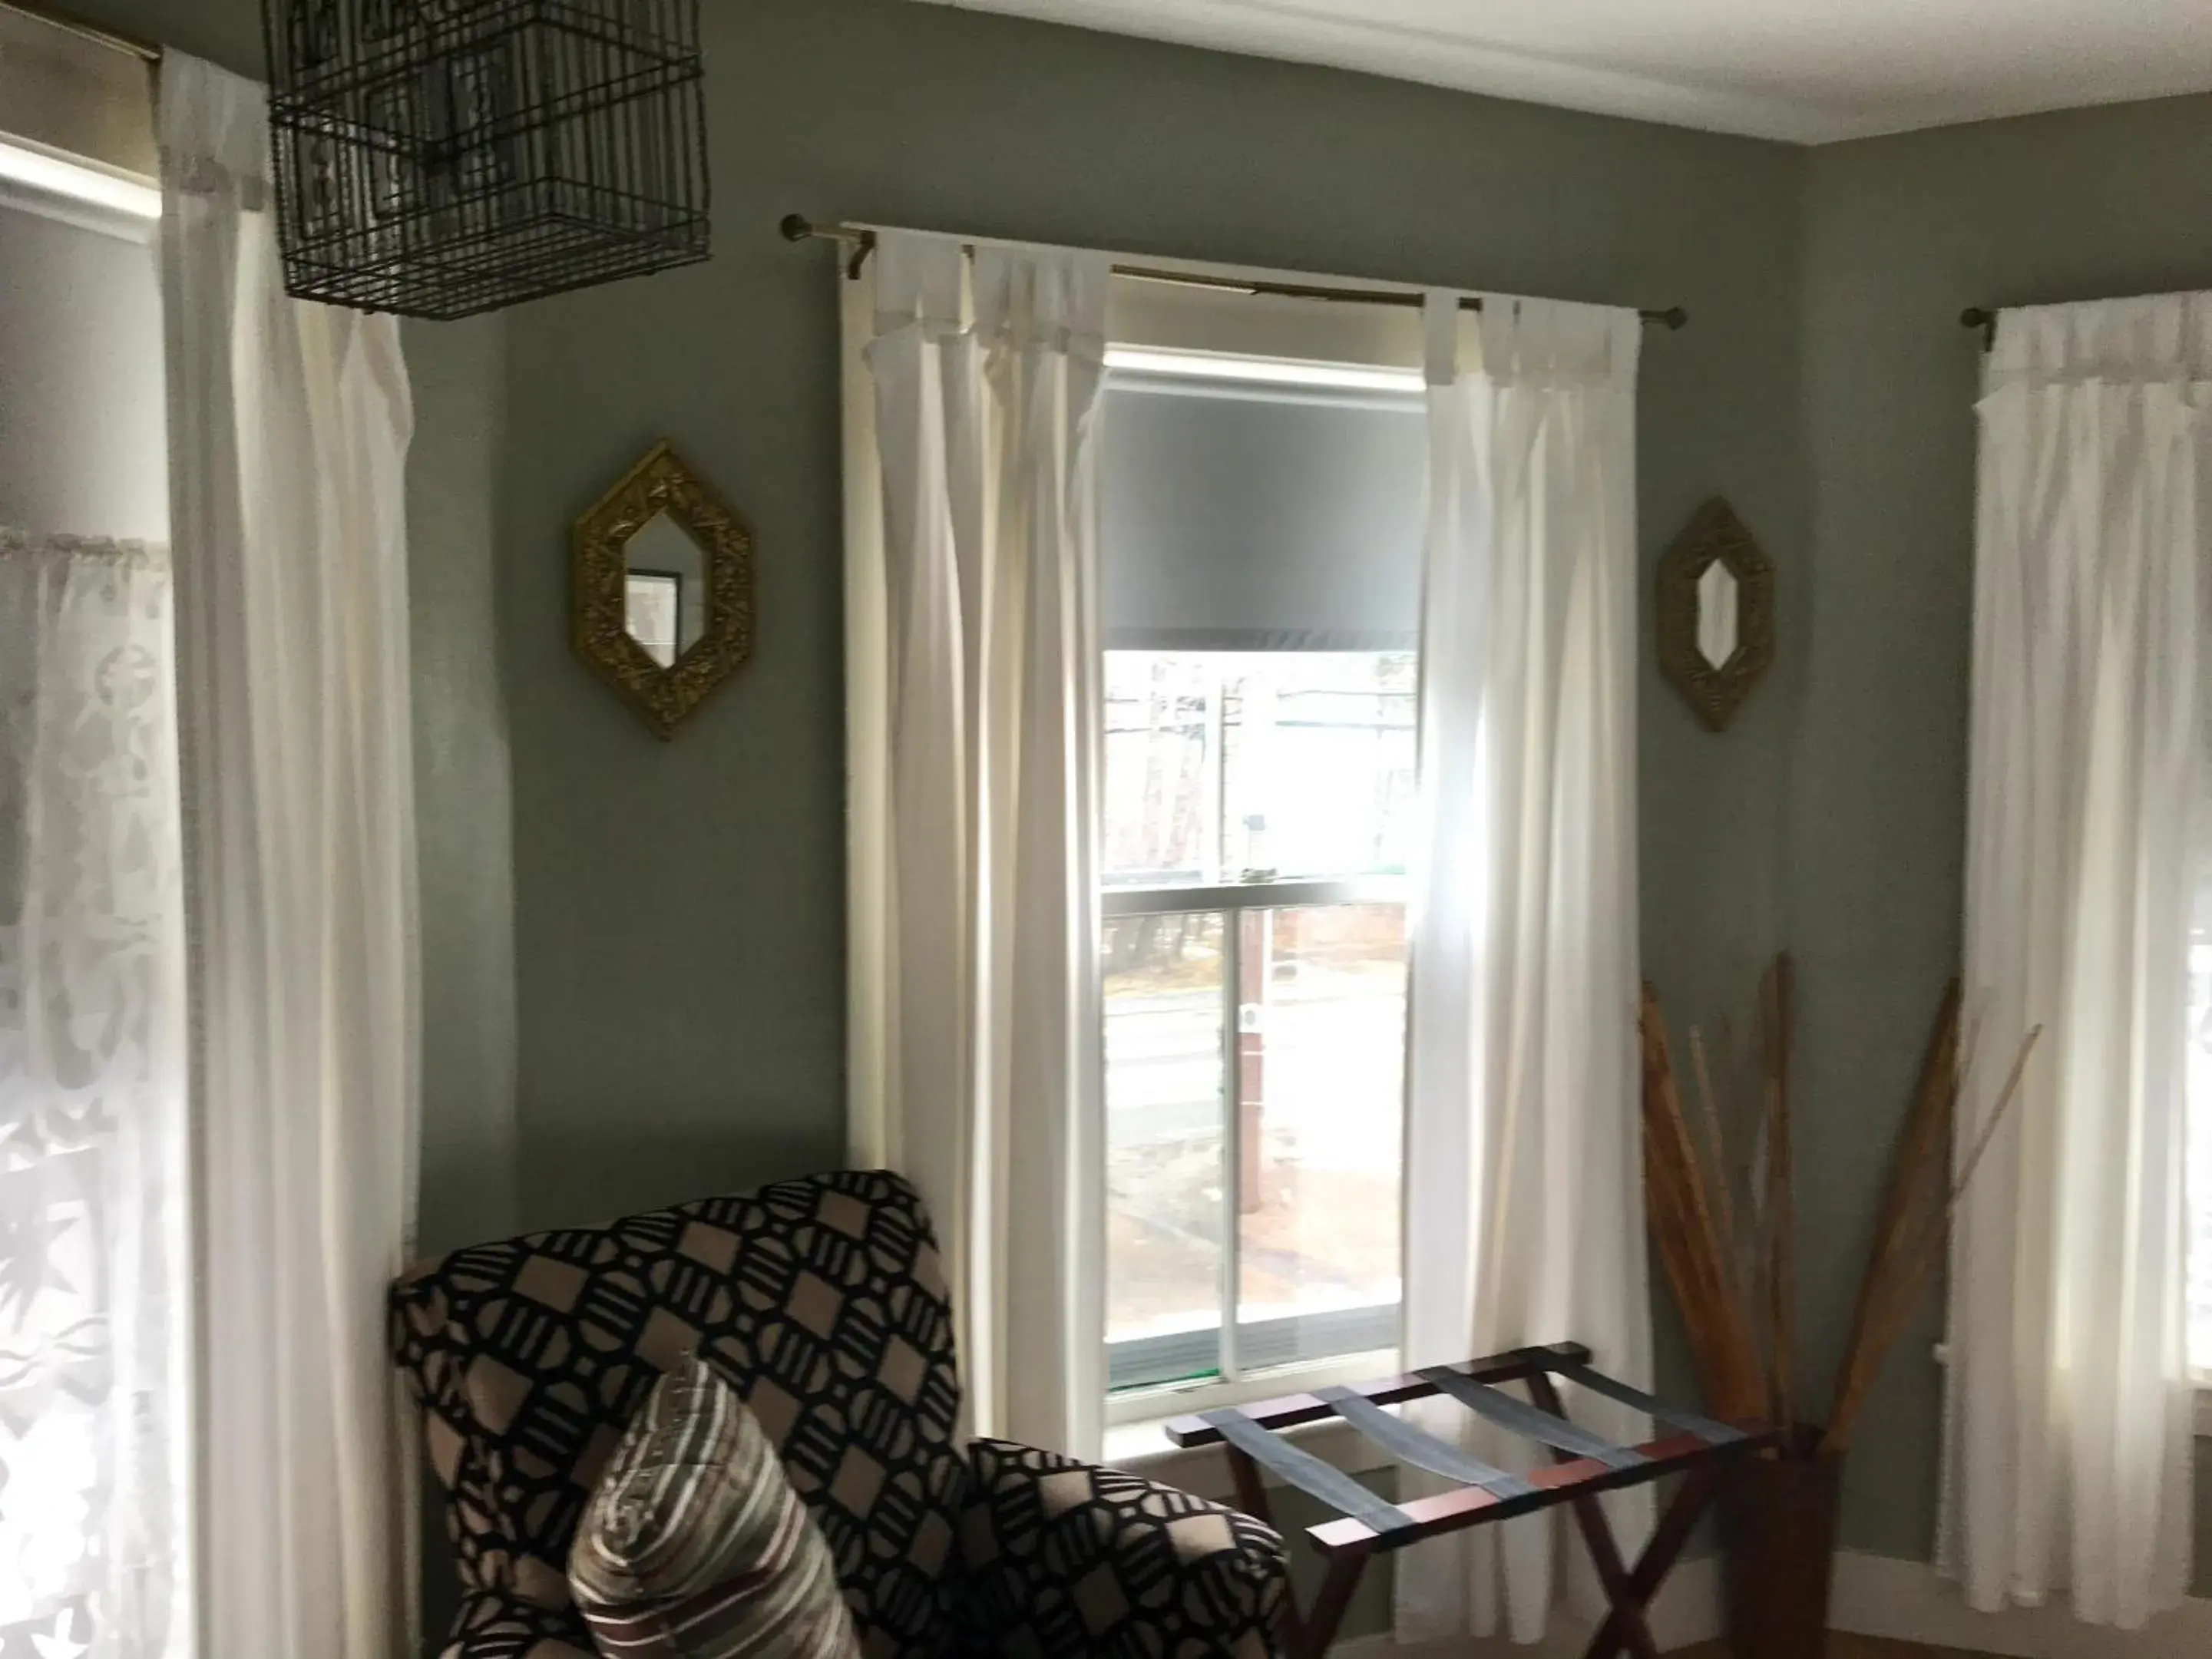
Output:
[{"xmin": 569, "ymin": 1355, "xmax": 860, "ymax": 1659}]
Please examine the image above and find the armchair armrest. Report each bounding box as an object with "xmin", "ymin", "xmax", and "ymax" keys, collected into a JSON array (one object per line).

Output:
[
  {"xmin": 957, "ymin": 1439, "xmax": 1287, "ymax": 1657},
  {"xmin": 437, "ymin": 1591, "xmax": 594, "ymax": 1659}
]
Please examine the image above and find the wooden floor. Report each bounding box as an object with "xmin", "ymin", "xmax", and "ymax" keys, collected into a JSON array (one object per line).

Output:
[{"xmin": 1676, "ymin": 1639, "xmax": 2002, "ymax": 1659}]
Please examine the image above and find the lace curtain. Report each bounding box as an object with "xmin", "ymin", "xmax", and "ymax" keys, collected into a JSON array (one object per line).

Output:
[{"xmin": 0, "ymin": 530, "xmax": 188, "ymax": 1659}]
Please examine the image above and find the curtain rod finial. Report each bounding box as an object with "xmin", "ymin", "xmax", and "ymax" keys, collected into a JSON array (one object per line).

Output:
[
  {"xmin": 779, "ymin": 214, "xmax": 815, "ymax": 243},
  {"xmin": 1960, "ymin": 306, "xmax": 1997, "ymax": 351}
]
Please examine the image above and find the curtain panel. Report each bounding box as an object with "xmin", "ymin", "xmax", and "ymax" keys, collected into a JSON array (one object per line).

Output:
[
  {"xmin": 1397, "ymin": 292, "xmax": 1651, "ymax": 1646},
  {"xmin": 159, "ymin": 54, "xmax": 422, "ymax": 1659},
  {"xmin": 1942, "ymin": 292, "xmax": 2210, "ymax": 1628},
  {"xmin": 843, "ymin": 230, "xmax": 1112, "ymax": 1455},
  {"xmin": 0, "ymin": 532, "xmax": 189, "ymax": 1659}
]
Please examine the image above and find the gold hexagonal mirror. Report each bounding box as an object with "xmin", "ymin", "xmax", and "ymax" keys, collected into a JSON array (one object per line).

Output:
[
  {"xmin": 573, "ymin": 442, "xmax": 756, "ymax": 739},
  {"xmin": 1657, "ymin": 497, "xmax": 1775, "ymax": 732}
]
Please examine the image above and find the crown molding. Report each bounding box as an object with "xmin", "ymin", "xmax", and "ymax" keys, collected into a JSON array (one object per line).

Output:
[
  {"xmin": 907, "ymin": 0, "xmax": 1858, "ymax": 144},
  {"xmin": 908, "ymin": 0, "xmax": 2212, "ymax": 146}
]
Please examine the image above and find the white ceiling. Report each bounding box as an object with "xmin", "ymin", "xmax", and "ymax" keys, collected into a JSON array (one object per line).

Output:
[{"xmin": 908, "ymin": 0, "xmax": 2212, "ymax": 144}]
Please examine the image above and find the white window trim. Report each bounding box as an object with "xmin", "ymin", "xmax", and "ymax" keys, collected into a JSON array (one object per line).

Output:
[
  {"xmin": 1103, "ymin": 875, "xmax": 1409, "ymax": 920},
  {"xmin": 1108, "ymin": 1412, "xmax": 1387, "ymax": 1502},
  {"xmin": 1106, "ymin": 1356, "xmax": 1401, "ymax": 1499},
  {"xmin": 1104, "ymin": 344, "xmax": 1423, "ymax": 396},
  {"xmin": 1106, "ymin": 1346, "xmax": 1400, "ymax": 1429},
  {"xmin": 0, "ymin": 135, "xmax": 157, "ymax": 243},
  {"xmin": 0, "ymin": 135, "xmax": 156, "ymax": 217}
]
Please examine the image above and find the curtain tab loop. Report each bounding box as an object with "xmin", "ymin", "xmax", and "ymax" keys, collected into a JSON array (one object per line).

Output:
[
  {"xmin": 1424, "ymin": 291, "xmax": 1463, "ymax": 387},
  {"xmin": 872, "ymin": 229, "xmax": 967, "ymax": 337}
]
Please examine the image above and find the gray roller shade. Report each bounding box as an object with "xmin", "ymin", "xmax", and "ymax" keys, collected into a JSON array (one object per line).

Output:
[{"xmin": 1100, "ymin": 365, "xmax": 1426, "ymax": 652}]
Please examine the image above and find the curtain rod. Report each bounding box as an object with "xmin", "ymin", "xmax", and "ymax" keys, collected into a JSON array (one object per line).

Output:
[
  {"xmin": 1, "ymin": 0, "xmax": 160, "ymax": 61},
  {"xmin": 781, "ymin": 216, "xmax": 1688, "ymax": 332}
]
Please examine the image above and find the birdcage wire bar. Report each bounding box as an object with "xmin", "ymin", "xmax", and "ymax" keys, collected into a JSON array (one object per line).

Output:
[{"xmin": 263, "ymin": 0, "xmax": 710, "ymax": 320}]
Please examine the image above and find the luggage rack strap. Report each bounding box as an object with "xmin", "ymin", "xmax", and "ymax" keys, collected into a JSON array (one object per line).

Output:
[
  {"xmin": 1162, "ymin": 1343, "xmax": 1591, "ymax": 1449},
  {"xmin": 1418, "ymin": 1364, "xmax": 1648, "ymax": 1471},
  {"xmin": 1198, "ymin": 1406, "xmax": 1412, "ymax": 1538},
  {"xmin": 1310, "ymin": 1386, "xmax": 1540, "ymax": 1502},
  {"xmin": 1552, "ymin": 1360, "xmax": 1747, "ymax": 1447}
]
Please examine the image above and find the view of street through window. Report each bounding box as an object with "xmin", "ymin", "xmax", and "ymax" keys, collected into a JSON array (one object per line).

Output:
[{"xmin": 1103, "ymin": 652, "xmax": 1413, "ymax": 1381}]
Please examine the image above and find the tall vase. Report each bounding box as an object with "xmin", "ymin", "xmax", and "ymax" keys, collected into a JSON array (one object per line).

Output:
[{"xmin": 1724, "ymin": 1427, "xmax": 1843, "ymax": 1657}]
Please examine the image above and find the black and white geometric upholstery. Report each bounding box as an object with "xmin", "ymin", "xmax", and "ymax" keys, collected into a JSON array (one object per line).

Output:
[
  {"xmin": 392, "ymin": 1171, "xmax": 1288, "ymax": 1659},
  {"xmin": 436, "ymin": 1591, "xmax": 597, "ymax": 1659},
  {"xmin": 959, "ymin": 1440, "xmax": 1287, "ymax": 1658}
]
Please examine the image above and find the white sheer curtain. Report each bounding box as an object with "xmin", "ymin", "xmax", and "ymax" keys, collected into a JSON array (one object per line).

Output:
[
  {"xmin": 1941, "ymin": 293, "xmax": 2208, "ymax": 1630},
  {"xmin": 0, "ymin": 532, "xmax": 189, "ymax": 1659},
  {"xmin": 159, "ymin": 55, "xmax": 422, "ymax": 1659},
  {"xmin": 1397, "ymin": 292, "xmax": 1650, "ymax": 1646},
  {"xmin": 844, "ymin": 229, "xmax": 1110, "ymax": 1455}
]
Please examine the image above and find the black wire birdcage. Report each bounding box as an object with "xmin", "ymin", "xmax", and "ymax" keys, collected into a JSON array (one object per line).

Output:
[{"xmin": 262, "ymin": 0, "xmax": 710, "ymax": 320}]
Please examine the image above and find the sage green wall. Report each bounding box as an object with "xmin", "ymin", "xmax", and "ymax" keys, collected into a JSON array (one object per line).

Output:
[
  {"xmin": 408, "ymin": 302, "xmax": 515, "ymax": 1639},
  {"xmin": 491, "ymin": 12, "xmax": 1807, "ymax": 1634},
  {"xmin": 1797, "ymin": 92, "xmax": 2212, "ymax": 1574},
  {"xmin": 61, "ymin": 0, "xmax": 1803, "ymax": 1265},
  {"xmin": 407, "ymin": 310, "xmax": 521, "ymax": 1257},
  {"xmin": 39, "ymin": 0, "xmax": 1800, "ymax": 1644},
  {"xmin": 114, "ymin": 0, "xmax": 2212, "ymax": 1617},
  {"xmin": 68, "ymin": 0, "xmax": 2212, "ymax": 1607},
  {"xmin": 408, "ymin": 302, "xmax": 523, "ymax": 1641},
  {"xmin": 495, "ymin": 0, "xmax": 1808, "ymax": 1235}
]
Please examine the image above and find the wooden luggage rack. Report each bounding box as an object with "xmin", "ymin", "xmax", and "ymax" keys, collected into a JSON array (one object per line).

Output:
[{"xmin": 1166, "ymin": 1341, "xmax": 1776, "ymax": 1659}]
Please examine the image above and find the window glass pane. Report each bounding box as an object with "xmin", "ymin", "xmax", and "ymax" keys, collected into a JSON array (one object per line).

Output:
[
  {"xmin": 1236, "ymin": 904, "xmax": 1405, "ymax": 1360},
  {"xmin": 1103, "ymin": 656, "xmax": 1218, "ymax": 887},
  {"xmin": 1104, "ymin": 912, "xmax": 1225, "ymax": 1374},
  {"xmin": 1222, "ymin": 656, "xmax": 1417, "ymax": 880},
  {"xmin": 1103, "ymin": 651, "xmax": 1417, "ymax": 887}
]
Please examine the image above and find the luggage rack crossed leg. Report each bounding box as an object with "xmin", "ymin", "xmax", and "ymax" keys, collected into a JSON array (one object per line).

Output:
[{"xmin": 1164, "ymin": 1342, "xmax": 1776, "ymax": 1659}]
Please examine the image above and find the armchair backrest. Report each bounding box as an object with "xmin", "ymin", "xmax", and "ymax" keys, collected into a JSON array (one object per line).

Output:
[{"xmin": 390, "ymin": 1170, "xmax": 967, "ymax": 1657}]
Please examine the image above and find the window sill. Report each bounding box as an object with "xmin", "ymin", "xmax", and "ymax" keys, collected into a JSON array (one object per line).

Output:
[
  {"xmin": 1106, "ymin": 1348, "xmax": 1400, "ymax": 1426},
  {"xmin": 1104, "ymin": 1403, "xmax": 1393, "ymax": 1502}
]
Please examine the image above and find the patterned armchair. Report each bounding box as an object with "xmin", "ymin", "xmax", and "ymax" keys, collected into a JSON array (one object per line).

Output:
[{"xmin": 391, "ymin": 1170, "xmax": 1286, "ymax": 1658}]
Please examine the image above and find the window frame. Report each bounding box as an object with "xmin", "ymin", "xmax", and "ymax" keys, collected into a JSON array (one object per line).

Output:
[{"xmin": 1105, "ymin": 1344, "xmax": 1402, "ymax": 1429}]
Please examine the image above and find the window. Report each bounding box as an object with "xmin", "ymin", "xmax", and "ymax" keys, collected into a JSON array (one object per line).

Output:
[{"xmin": 1096, "ymin": 340, "xmax": 1427, "ymax": 1403}]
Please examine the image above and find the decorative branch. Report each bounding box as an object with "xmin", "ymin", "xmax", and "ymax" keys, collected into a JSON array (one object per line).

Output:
[{"xmin": 1642, "ymin": 963, "xmax": 2038, "ymax": 1458}]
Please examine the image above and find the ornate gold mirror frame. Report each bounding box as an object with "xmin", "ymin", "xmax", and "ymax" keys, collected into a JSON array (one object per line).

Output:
[
  {"xmin": 1656, "ymin": 496, "xmax": 1775, "ymax": 733},
  {"xmin": 573, "ymin": 441, "xmax": 756, "ymax": 739}
]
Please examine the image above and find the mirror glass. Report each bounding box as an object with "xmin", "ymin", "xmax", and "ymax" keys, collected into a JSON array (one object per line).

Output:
[
  {"xmin": 1695, "ymin": 559, "xmax": 1741, "ymax": 671},
  {"xmin": 623, "ymin": 512, "xmax": 710, "ymax": 669}
]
